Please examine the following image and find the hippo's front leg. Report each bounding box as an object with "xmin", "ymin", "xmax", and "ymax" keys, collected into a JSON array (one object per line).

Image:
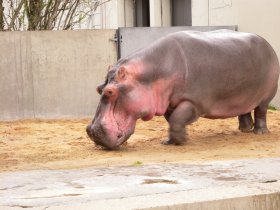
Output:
[{"xmin": 162, "ymin": 101, "xmax": 198, "ymax": 145}]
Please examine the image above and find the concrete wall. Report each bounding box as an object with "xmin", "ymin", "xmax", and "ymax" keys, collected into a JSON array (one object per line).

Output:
[
  {"xmin": 161, "ymin": 0, "xmax": 172, "ymax": 27},
  {"xmin": 150, "ymin": 0, "xmax": 162, "ymax": 27},
  {"xmin": 150, "ymin": 0, "xmax": 171, "ymax": 27},
  {"xmin": 87, "ymin": 0, "xmax": 121, "ymax": 29},
  {"xmin": 117, "ymin": 0, "xmax": 135, "ymax": 27},
  {"xmin": 192, "ymin": 0, "xmax": 280, "ymax": 108},
  {"xmin": 100, "ymin": 0, "xmax": 118, "ymax": 28},
  {"xmin": 0, "ymin": 30, "xmax": 117, "ymax": 120}
]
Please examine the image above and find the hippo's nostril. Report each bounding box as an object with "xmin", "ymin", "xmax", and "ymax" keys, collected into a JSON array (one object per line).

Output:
[{"xmin": 117, "ymin": 134, "xmax": 123, "ymax": 139}]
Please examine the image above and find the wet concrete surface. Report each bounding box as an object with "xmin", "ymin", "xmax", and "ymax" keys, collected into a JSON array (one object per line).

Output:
[{"xmin": 0, "ymin": 158, "xmax": 280, "ymax": 209}]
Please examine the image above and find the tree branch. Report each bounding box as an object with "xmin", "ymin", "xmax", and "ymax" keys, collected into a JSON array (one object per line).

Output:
[
  {"xmin": 42, "ymin": 0, "xmax": 53, "ymax": 29},
  {"xmin": 56, "ymin": 0, "xmax": 70, "ymax": 30},
  {"xmin": 0, "ymin": 0, "xmax": 4, "ymax": 30},
  {"xmin": 3, "ymin": 0, "xmax": 112, "ymax": 31},
  {"xmin": 7, "ymin": 0, "xmax": 25, "ymax": 30},
  {"xmin": 63, "ymin": 0, "xmax": 80, "ymax": 29}
]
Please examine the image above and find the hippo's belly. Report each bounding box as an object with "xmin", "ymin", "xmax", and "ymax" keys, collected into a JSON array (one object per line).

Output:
[{"xmin": 199, "ymin": 89, "xmax": 267, "ymax": 119}]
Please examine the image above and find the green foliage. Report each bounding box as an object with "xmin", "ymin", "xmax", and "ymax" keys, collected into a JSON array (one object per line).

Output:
[
  {"xmin": 268, "ymin": 104, "xmax": 278, "ymax": 111},
  {"xmin": 132, "ymin": 161, "xmax": 143, "ymax": 166}
]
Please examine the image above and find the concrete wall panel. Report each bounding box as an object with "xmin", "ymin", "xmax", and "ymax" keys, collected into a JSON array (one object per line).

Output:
[
  {"xmin": 162, "ymin": 0, "xmax": 171, "ymax": 26},
  {"xmin": 192, "ymin": 0, "xmax": 209, "ymax": 26},
  {"xmin": 150, "ymin": 0, "xmax": 162, "ymax": 27},
  {"xmin": 0, "ymin": 32, "xmax": 29, "ymax": 119},
  {"xmin": 0, "ymin": 30, "xmax": 117, "ymax": 120},
  {"xmin": 209, "ymin": 0, "xmax": 238, "ymax": 26},
  {"xmin": 124, "ymin": 0, "xmax": 135, "ymax": 27},
  {"xmin": 117, "ymin": 0, "xmax": 135, "ymax": 27}
]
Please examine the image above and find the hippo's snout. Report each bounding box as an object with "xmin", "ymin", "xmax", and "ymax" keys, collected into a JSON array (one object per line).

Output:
[{"xmin": 86, "ymin": 123, "xmax": 124, "ymax": 150}]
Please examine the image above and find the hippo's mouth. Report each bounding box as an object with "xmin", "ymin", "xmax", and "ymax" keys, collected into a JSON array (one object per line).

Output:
[
  {"xmin": 113, "ymin": 118, "xmax": 135, "ymax": 149},
  {"xmin": 87, "ymin": 98, "xmax": 137, "ymax": 150},
  {"xmin": 88, "ymin": 115, "xmax": 135, "ymax": 150},
  {"xmin": 91, "ymin": 129, "xmax": 133, "ymax": 150},
  {"xmin": 111, "ymin": 103, "xmax": 136, "ymax": 147}
]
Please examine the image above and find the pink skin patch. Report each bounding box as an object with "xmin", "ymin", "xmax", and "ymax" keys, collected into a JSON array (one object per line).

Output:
[{"xmin": 92, "ymin": 61, "xmax": 178, "ymax": 148}]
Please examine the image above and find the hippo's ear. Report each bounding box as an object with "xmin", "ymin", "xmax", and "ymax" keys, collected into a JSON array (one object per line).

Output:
[
  {"xmin": 96, "ymin": 84, "xmax": 105, "ymax": 95},
  {"xmin": 107, "ymin": 65, "xmax": 113, "ymax": 72},
  {"xmin": 117, "ymin": 66, "xmax": 128, "ymax": 81}
]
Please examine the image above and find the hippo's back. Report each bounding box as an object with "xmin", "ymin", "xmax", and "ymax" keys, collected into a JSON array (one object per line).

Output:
[{"xmin": 169, "ymin": 30, "xmax": 279, "ymax": 118}]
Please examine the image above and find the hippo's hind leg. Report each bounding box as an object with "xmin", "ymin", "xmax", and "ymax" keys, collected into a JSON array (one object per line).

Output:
[
  {"xmin": 162, "ymin": 101, "xmax": 198, "ymax": 145},
  {"xmin": 253, "ymin": 104, "xmax": 269, "ymax": 134},
  {"xmin": 238, "ymin": 113, "xmax": 253, "ymax": 132}
]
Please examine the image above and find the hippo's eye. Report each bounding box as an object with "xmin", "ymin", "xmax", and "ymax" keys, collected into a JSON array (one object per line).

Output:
[{"xmin": 118, "ymin": 84, "xmax": 133, "ymax": 95}]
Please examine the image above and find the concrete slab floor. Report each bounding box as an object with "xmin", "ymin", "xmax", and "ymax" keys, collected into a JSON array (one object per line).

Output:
[{"xmin": 0, "ymin": 158, "xmax": 279, "ymax": 210}]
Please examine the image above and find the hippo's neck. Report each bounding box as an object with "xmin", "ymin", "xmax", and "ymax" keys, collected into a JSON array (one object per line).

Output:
[
  {"xmin": 119, "ymin": 51, "xmax": 181, "ymax": 117},
  {"xmin": 119, "ymin": 39, "xmax": 182, "ymax": 83},
  {"xmin": 150, "ymin": 76, "xmax": 177, "ymax": 116}
]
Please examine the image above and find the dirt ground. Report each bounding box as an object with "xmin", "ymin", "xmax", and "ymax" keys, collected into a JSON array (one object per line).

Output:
[{"xmin": 1, "ymin": 111, "xmax": 280, "ymax": 172}]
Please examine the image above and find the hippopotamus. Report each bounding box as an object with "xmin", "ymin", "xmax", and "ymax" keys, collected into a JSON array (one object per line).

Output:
[{"xmin": 86, "ymin": 29, "xmax": 279, "ymax": 150}]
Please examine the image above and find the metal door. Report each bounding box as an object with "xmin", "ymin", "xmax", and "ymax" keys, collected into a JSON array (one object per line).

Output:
[{"xmin": 117, "ymin": 26, "xmax": 237, "ymax": 59}]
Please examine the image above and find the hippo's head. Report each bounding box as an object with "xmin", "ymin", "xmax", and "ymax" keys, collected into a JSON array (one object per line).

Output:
[{"xmin": 86, "ymin": 64, "xmax": 156, "ymax": 150}]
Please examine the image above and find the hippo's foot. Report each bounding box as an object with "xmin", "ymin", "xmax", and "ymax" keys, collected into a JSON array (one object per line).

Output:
[
  {"xmin": 238, "ymin": 113, "xmax": 253, "ymax": 133},
  {"xmin": 163, "ymin": 126, "xmax": 188, "ymax": 146},
  {"xmin": 161, "ymin": 138, "xmax": 186, "ymax": 145},
  {"xmin": 253, "ymin": 127, "xmax": 269, "ymax": 134},
  {"xmin": 239, "ymin": 125, "xmax": 254, "ymax": 133},
  {"xmin": 161, "ymin": 138, "xmax": 173, "ymax": 145},
  {"xmin": 163, "ymin": 101, "xmax": 196, "ymax": 146},
  {"xmin": 253, "ymin": 105, "xmax": 269, "ymax": 135}
]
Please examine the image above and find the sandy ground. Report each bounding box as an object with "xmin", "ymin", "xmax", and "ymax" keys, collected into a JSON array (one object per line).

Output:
[{"xmin": 1, "ymin": 111, "xmax": 280, "ymax": 172}]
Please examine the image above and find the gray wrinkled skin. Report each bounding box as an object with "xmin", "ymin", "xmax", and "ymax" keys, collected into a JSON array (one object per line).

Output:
[{"xmin": 87, "ymin": 30, "xmax": 280, "ymax": 149}]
